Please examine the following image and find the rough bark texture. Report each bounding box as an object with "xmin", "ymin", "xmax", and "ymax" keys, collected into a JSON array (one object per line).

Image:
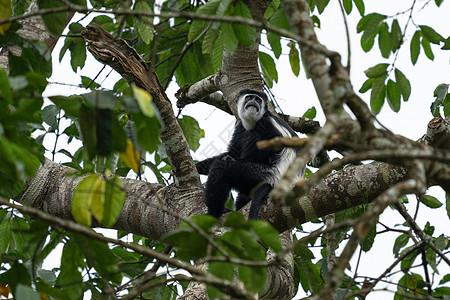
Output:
[
  {"xmin": 263, "ymin": 162, "xmax": 406, "ymax": 231},
  {"xmin": 18, "ymin": 159, "xmax": 204, "ymax": 239}
]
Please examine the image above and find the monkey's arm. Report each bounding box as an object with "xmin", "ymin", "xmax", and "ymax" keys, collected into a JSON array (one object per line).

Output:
[{"xmin": 196, "ymin": 154, "xmax": 227, "ymax": 175}]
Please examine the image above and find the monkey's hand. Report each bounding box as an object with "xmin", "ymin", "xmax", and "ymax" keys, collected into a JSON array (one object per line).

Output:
[{"xmin": 196, "ymin": 155, "xmax": 221, "ymax": 175}]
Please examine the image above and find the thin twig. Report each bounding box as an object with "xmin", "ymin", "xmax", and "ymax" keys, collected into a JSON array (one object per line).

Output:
[{"xmin": 337, "ymin": 0, "xmax": 351, "ymax": 72}]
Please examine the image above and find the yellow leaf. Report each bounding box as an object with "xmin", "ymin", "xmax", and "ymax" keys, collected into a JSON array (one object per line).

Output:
[
  {"xmin": 0, "ymin": 0, "xmax": 12, "ymax": 35},
  {"xmin": 132, "ymin": 84, "xmax": 154, "ymax": 117},
  {"xmin": 0, "ymin": 284, "xmax": 11, "ymax": 298},
  {"xmin": 72, "ymin": 174, "xmax": 100, "ymax": 227},
  {"xmin": 119, "ymin": 140, "xmax": 140, "ymax": 172},
  {"xmin": 90, "ymin": 176, "xmax": 105, "ymax": 223}
]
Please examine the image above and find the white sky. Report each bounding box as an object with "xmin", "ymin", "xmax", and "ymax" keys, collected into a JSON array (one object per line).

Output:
[{"xmin": 43, "ymin": 0, "xmax": 450, "ymax": 298}]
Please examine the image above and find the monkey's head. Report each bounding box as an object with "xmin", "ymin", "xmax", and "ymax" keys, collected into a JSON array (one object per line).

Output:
[{"xmin": 236, "ymin": 89, "xmax": 268, "ymax": 130}]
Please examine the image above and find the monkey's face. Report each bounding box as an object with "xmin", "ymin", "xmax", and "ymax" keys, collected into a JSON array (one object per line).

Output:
[{"xmin": 237, "ymin": 93, "xmax": 266, "ymax": 130}]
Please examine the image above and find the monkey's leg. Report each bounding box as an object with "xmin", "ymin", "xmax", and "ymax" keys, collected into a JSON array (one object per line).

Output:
[
  {"xmin": 204, "ymin": 160, "xmax": 232, "ymax": 218},
  {"xmin": 235, "ymin": 193, "xmax": 252, "ymax": 211},
  {"xmin": 217, "ymin": 161, "xmax": 272, "ymax": 219},
  {"xmin": 248, "ymin": 183, "xmax": 272, "ymax": 220}
]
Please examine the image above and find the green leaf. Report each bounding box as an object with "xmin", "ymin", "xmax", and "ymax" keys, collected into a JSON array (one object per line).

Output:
[
  {"xmin": 212, "ymin": 31, "xmax": 224, "ymax": 70},
  {"xmin": 360, "ymin": 34, "xmax": 375, "ymax": 52},
  {"xmin": 446, "ymin": 193, "xmax": 450, "ymax": 219},
  {"xmin": 134, "ymin": 113, "xmax": 160, "ymax": 153},
  {"xmin": 400, "ymin": 247, "xmax": 420, "ymax": 270},
  {"xmin": 352, "ymin": 0, "xmax": 364, "ymax": 15},
  {"xmin": 164, "ymin": 227, "xmax": 208, "ymax": 261},
  {"xmin": 15, "ymin": 284, "xmax": 40, "ymax": 300},
  {"xmin": 0, "ymin": 67, "xmax": 12, "ymax": 104},
  {"xmin": 96, "ymin": 109, "xmax": 113, "ymax": 156},
  {"xmin": 178, "ymin": 116, "xmax": 204, "ymax": 151},
  {"xmin": 421, "ymin": 36, "xmax": 434, "ymax": 60},
  {"xmin": 394, "ymin": 69, "xmax": 411, "ymax": 101},
  {"xmin": 221, "ymin": 22, "xmax": 239, "ymax": 54},
  {"xmin": 188, "ymin": 20, "xmax": 208, "ymax": 43},
  {"xmin": 81, "ymin": 76, "xmax": 100, "ymax": 90},
  {"xmin": 361, "ymin": 223, "xmax": 376, "ymax": 251},
  {"xmin": 0, "ymin": 219, "xmax": 12, "ymax": 253},
  {"xmin": 267, "ymin": 32, "xmax": 282, "ymax": 58},
  {"xmin": 41, "ymin": 105, "xmax": 60, "ymax": 131},
  {"xmin": 386, "ymin": 80, "xmax": 401, "ymax": 112},
  {"xmin": 111, "ymin": 115, "xmax": 127, "ymax": 153},
  {"xmin": 61, "ymin": 24, "xmax": 87, "ymax": 72},
  {"xmin": 440, "ymin": 273, "xmax": 450, "ymax": 285},
  {"xmin": 378, "ymin": 22, "xmax": 391, "ymax": 58},
  {"xmin": 209, "ymin": 262, "xmax": 234, "ymax": 281},
  {"xmin": 434, "ymin": 0, "xmax": 444, "ymax": 6},
  {"xmin": 134, "ymin": 0, "xmax": 154, "ymax": 44},
  {"xmin": 421, "ymin": 195, "xmax": 443, "ymax": 208},
  {"xmin": 302, "ymin": 106, "xmax": 316, "ymax": 119},
  {"xmin": 390, "ymin": 19, "xmax": 402, "ymax": 52},
  {"xmin": 223, "ymin": 212, "xmax": 247, "ymax": 229},
  {"xmin": 49, "ymin": 95, "xmax": 83, "ymax": 118},
  {"xmin": 419, "ymin": 25, "xmax": 444, "ymax": 44},
  {"xmin": 393, "ymin": 234, "xmax": 409, "ymax": 257},
  {"xmin": 434, "ymin": 83, "xmax": 449, "ymax": 102},
  {"xmin": 264, "ymin": 0, "xmax": 280, "ymax": 19},
  {"xmin": 315, "ymin": 0, "xmax": 330, "ymax": 14},
  {"xmin": 102, "ymin": 176, "xmax": 125, "ymax": 227},
  {"xmin": 311, "ymin": 15, "xmax": 321, "ymax": 28},
  {"xmin": 443, "ymin": 95, "xmax": 450, "ymax": 118},
  {"xmin": 410, "ymin": 30, "xmax": 421, "ymax": 65},
  {"xmin": 202, "ymin": 28, "xmax": 219, "ymax": 55},
  {"xmin": 82, "ymin": 90, "xmax": 117, "ymax": 110},
  {"xmin": 238, "ymin": 265, "xmax": 267, "ymax": 293},
  {"xmin": 259, "ymin": 52, "xmax": 278, "ymax": 84},
  {"xmin": 364, "ymin": 63, "xmax": 388, "ymax": 78},
  {"xmin": 435, "ymin": 234, "xmax": 448, "ymax": 251},
  {"xmin": 232, "ymin": 1, "xmax": 257, "ymax": 47},
  {"xmin": 359, "ymin": 78, "xmax": 373, "ymax": 93},
  {"xmin": 78, "ymin": 105, "xmax": 97, "ymax": 159},
  {"xmin": 56, "ymin": 239, "xmax": 84, "ymax": 299},
  {"xmin": 268, "ymin": 6, "xmax": 290, "ymax": 30},
  {"xmin": 288, "ymin": 41, "xmax": 300, "ymax": 76},
  {"xmin": 357, "ymin": 13, "xmax": 386, "ymax": 42},
  {"xmin": 72, "ymin": 174, "xmax": 101, "ymax": 226},
  {"xmin": 370, "ymin": 76, "xmax": 386, "ymax": 115},
  {"xmin": 426, "ymin": 247, "xmax": 438, "ymax": 273},
  {"xmin": 0, "ymin": 138, "xmax": 42, "ymax": 198},
  {"xmin": 37, "ymin": 0, "xmax": 67, "ymax": 36},
  {"xmin": 188, "ymin": 0, "xmax": 223, "ymax": 42},
  {"xmin": 74, "ymin": 234, "xmax": 122, "ymax": 284},
  {"xmin": 442, "ymin": 36, "xmax": 450, "ymax": 50},
  {"xmin": 250, "ymin": 220, "xmax": 282, "ymax": 252},
  {"xmin": 132, "ymin": 85, "xmax": 155, "ymax": 117},
  {"xmin": 216, "ymin": 0, "xmax": 234, "ymax": 15},
  {"xmin": 343, "ymin": 0, "xmax": 352, "ymax": 14}
]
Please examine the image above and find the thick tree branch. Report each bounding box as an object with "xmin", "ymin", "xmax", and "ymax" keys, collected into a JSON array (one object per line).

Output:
[
  {"xmin": 313, "ymin": 176, "xmax": 425, "ymax": 300},
  {"xmin": 418, "ymin": 116, "xmax": 450, "ymax": 150},
  {"xmin": 16, "ymin": 159, "xmax": 204, "ymax": 239}
]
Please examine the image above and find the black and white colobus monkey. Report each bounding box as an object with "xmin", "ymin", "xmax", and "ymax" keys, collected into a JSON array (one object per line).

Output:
[{"xmin": 196, "ymin": 88, "xmax": 303, "ymax": 220}]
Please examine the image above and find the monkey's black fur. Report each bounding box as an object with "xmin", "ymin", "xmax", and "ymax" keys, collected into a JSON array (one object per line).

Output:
[{"xmin": 196, "ymin": 89, "xmax": 300, "ymax": 219}]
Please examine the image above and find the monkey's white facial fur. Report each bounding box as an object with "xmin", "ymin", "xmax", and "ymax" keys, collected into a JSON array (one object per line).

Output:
[{"xmin": 237, "ymin": 93, "xmax": 266, "ymax": 130}]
